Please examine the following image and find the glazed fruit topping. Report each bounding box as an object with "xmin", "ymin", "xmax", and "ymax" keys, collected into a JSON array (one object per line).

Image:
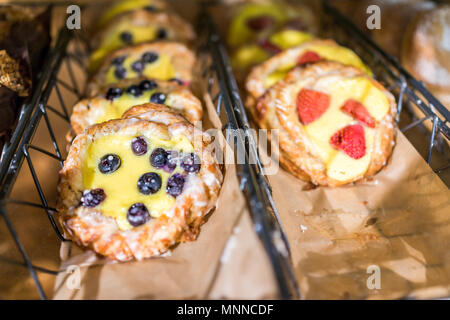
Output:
[
  {"xmin": 297, "ymin": 51, "xmax": 321, "ymax": 66},
  {"xmin": 341, "ymin": 99, "xmax": 376, "ymax": 128},
  {"xmin": 105, "ymin": 87, "xmax": 123, "ymax": 101},
  {"xmin": 156, "ymin": 28, "xmax": 167, "ymax": 39},
  {"xmin": 181, "ymin": 153, "xmax": 201, "ymax": 173},
  {"xmin": 330, "ymin": 124, "xmax": 366, "ymax": 159},
  {"xmin": 126, "ymin": 84, "xmax": 142, "ymax": 97},
  {"xmin": 166, "ymin": 173, "xmax": 185, "ymax": 198},
  {"xmin": 131, "ymin": 136, "xmax": 148, "ymax": 156},
  {"xmin": 131, "ymin": 60, "xmax": 144, "ymax": 73},
  {"xmin": 258, "ymin": 39, "xmax": 282, "ymax": 54},
  {"xmin": 81, "ymin": 188, "xmax": 106, "ymax": 207},
  {"xmin": 142, "ymin": 51, "xmax": 158, "ymax": 64},
  {"xmin": 114, "ymin": 65, "xmax": 127, "ymax": 79},
  {"xmin": 139, "ymin": 79, "xmax": 157, "ymax": 91},
  {"xmin": 112, "ymin": 56, "xmax": 126, "ymax": 65},
  {"xmin": 98, "ymin": 154, "xmax": 121, "ymax": 174},
  {"xmin": 120, "ymin": 31, "xmax": 133, "ymax": 44},
  {"xmin": 137, "ymin": 172, "xmax": 162, "ymax": 195},
  {"xmin": 296, "ymin": 89, "xmax": 330, "ymax": 125},
  {"xmin": 127, "ymin": 203, "xmax": 150, "ymax": 227},
  {"xmin": 150, "ymin": 92, "xmax": 166, "ymax": 104},
  {"xmin": 247, "ymin": 15, "xmax": 275, "ymax": 31},
  {"xmin": 150, "ymin": 148, "xmax": 168, "ymax": 168}
]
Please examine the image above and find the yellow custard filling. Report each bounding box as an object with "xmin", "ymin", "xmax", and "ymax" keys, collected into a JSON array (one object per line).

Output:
[
  {"xmin": 89, "ymin": 25, "xmax": 158, "ymax": 71},
  {"xmin": 300, "ymin": 77, "xmax": 389, "ymax": 182},
  {"xmin": 94, "ymin": 89, "xmax": 172, "ymax": 124},
  {"xmin": 82, "ymin": 133, "xmax": 194, "ymax": 230},
  {"xmin": 99, "ymin": 0, "xmax": 164, "ymax": 27},
  {"xmin": 105, "ymin": 53, "xmax": 175, "ymax": 85},
  {"xmin": 232, "ymin": 30, "xmax": 313, "ymax": 69},
  {"xmin": 263, "ymin": 44, "xmax": 372, "ymax": 89}
]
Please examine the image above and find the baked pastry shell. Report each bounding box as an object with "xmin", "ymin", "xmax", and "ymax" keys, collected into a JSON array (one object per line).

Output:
[{"xmin": 58, "ymin": 106, "xmax": 223, "ymax": 261}]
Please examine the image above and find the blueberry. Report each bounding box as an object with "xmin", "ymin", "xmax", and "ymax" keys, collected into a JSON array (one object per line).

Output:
[
  {"xmin": 169, "ymin": 78, "xmax": 184, "ymax": 85},
  {"xmin": 142, "ymin": 52, "xmax": 158, "ymax": 63},
  {"xmin": 156, "ymin": 28, "xmax": 167, "ymax": 39},
  {"xmin": 166, "ymin": 173, "xmax": 185, "ymax": 198},
  {"xmin": 139, "ymin": 79, "xmax": 157, "ymax": 91},
  {"xmin": 81, "ymin": 188, "xmax": 106, "ymax": 207},
  {"xmin": 114, "ymin": 65, "xmax": 127, "ymax": 79},
  {"xmin": 150, "ymin": 148, "xmax": 167, "ymax": 168},
  {"xmin": 112, "ymin": 56, "xmax": 126, "ymax": 65},
  {"xmin": 120, "ymin": 31, "xmax": 133, "ymax": 43},
  {"xmin": 150, "ymin": 92, "xmax": 166, "ymax": 104},
  {"xmin": 137, "ymin": 172, "xmax": 162, "ymax": 195},
  {"xmin": 127, "ymin": 203, "xmax": 150, "ymax": 227},
  {"xmin": 126, "ymin": 85, "xmax": 142, "ymax": 97},
  {"xmin": 105, "ymin": 87, "xmax": 123, "ymax": 101},
  {"xmin": 131, "ymin": 136, "xmax": 147, "ymax": 155},
  {"xmin": 98, "ymin": 154, "xmax": 121, "ymax": 174},
  {"xmin": 181, "ymin": 153, "xmax": 201, "ymax": 173},
  {"xmin": 131, "ymin": 60, "xmax": 144, "ymax": 73},
  {"xmin": 144, "ymin": 5, "xmax": 157, "ymax": 12},
  {"xmin": 163, "ymin": 150, "xmax": 178, "ymax": 173}
]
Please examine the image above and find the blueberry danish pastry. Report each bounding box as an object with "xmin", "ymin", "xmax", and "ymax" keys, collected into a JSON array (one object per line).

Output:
[
  {"xmin": 89, "ymin": 10, "xmax": 195, "ymax": 71},
  {"xmin": 71, "ymin": 78, "xmax": 202, "ymax": 136},
  {"xmin": 245, "ymin": 39, "xmax": 371, "ymax": 114},
  {"xmin": 58, "ymin": 105, "xmax": 222, "ymax": 260}
]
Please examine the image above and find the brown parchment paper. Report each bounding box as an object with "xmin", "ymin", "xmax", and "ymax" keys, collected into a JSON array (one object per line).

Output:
[{"xmin": 265, "ymin": 132, "xmax": 450, "ymax": 299}]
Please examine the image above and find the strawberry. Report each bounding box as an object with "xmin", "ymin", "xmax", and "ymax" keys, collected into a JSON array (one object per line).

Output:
[
  {"xmin": 296, "ymin": 89, "xmax": 330, "ymax": 124},
  {"xmin": 330, "ymin": 124, "xmax": 366, "ymax": 159},
  {"xmin": 341, "ymin": 99, "xmax": 376, "ymax": 128},
  {"xmin": 259, "ymin": 39, "xmax": 282, "ymax": 54},
  {"xmin": 297, "ymin": 51, "xmax": 321, "ymax": 66}
]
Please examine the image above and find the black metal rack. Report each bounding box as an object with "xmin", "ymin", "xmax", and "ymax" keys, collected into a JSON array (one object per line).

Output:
[{"xmin": 0, "ymin": 0, "xmax": 449, "ymax": 300}]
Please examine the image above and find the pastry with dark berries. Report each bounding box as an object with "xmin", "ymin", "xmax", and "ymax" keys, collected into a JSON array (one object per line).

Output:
[
  {"xmin": 255, "ymin": 61, "xmax": 396, "ymax": 186},
  {"xmin": 58, "ymin": 105, "xmax": 222, "ymax": 260},
  {"xmin": 89, "ymin": 10, "xmax": 195, "ymax": 71},
  {"xmin": 70, "ymin": 78, "xmax": 202, "ymax": 137}
]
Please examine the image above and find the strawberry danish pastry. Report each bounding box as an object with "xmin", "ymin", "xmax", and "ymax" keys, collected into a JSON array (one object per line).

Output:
[
  {"xmin": 58, "ymin": 104, "xmax": 222, "ymax": 260},
  {"xmin": 245, "ymin": 39, "xmax": 371, "ymax": 117},
  {"xmin": 256, "ymin": 61, "xmax": 396, "ymax": 186},
  {"xmin": 71, "ymin": 78, "xmax": 202, "ymax": 137}
]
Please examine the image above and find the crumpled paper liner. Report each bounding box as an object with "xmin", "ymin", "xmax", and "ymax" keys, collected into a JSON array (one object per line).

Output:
[
  {"xmin": 265, "ymin": 132, "xmax": 450, "ymax": 299},
  {"xmin": 52, "ymin": 77, "xmax": 278, "ymax": 300}
]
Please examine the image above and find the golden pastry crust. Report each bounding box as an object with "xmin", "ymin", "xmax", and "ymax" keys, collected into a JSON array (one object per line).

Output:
[
  {"xmin": 88, "ymin": 10, "xmax": 196, "ymax": 72},
  {"xmin": 58, "ymin": 106, "xmax": 223, "ymax": 261},
  {"xmin": 245, "ymin": 39, "xmax": 371, "ymax": 109},
  {"xmin": 87, "ymin": 42, "xmax": 195, "ymax": 96},
  {"xmin": 70, "ymin": 78, "xmax": 202, "ymax": 136},
  {"xmin": 255, "ymin": 61, "xmax": 396, "ymax": 186}
]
